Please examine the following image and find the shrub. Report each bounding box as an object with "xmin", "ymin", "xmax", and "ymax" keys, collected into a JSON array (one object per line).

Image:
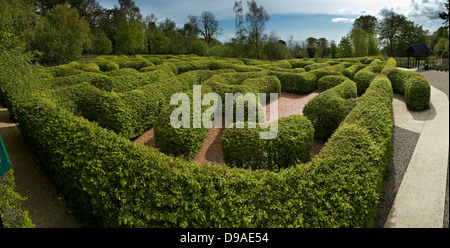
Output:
[
  {"xmin": 154, "ymin": 102, "xmax": 208, "ymax": 160},
  {"xmin": 268, "ymin": 71, "xmax": 317, "ymax": 94},
  {"xmin": 290, "ymin": 59, "xmax": 314, "ymax": 68},
  {"xmin": 382, "ymin": 58, "xmax": 430, "ymax": 110},
  {"xmin": 3, "ymin": 56, "xmax": 396, "ymax": 229},
  {"xmin": 303, "ymin": 80, "xmax": 358, "ymax": 140},
  {"xmin": 354, "ymin": 65, "xmax": 384, "ymax": 95},
  {"xmin": 95, "ymin": 61, "xmax": 120, "ymax": 72},
  {"xmin": 222, "ymin": 115, "xmax": 314, "ymax": 170},
  {"xmin": 341, "ymin": 64, "xmax": 366, "ymax": 80},
  {"xmin": 318, "ymin": 75, "xmax": 349, "ymax": 92},
  {"xmin": 304, "ymin": 62, "xmax": 330, "ymax": 71}
]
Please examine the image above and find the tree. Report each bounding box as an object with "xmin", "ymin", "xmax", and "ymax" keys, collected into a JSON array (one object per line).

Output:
[
  {"xmin": 329, "ymin": 40, "xmax": 337, "ymax": 58},
  {"xmin": 245, "ymin": 0, "xmax": 269, "ymax": 59},
  {"xmin": 338, "ymin": 35, "xmax": 353, "ymax": 58},
  {"xmin": 234, "ymin": 1, "xmax": 246, "ymax": 45},
  {"xmin": 353, "ymin": 15, "xmax": 378, "ymax": 34},
  {"xmin": 378, "ymin": 10, "xmax": 427, "ymax": 56},
  {"xmin": 32, "ymin": 3, "xmax": 90, "ymax": 63},
  {"xmin": 306, "ymin": 37, "xmax": 318, "ymax": 47},
  {"xmin": 367, "ymin": 33, "xmax": 380, "ymax": 56},
  {"xmin": 114, "ymin": 17, "xmax": 146, "ymax": 54},
  {"xmin": 190, "ymin": 11, "xmax": 222, "ymax": 46},
  {"xmin": 350, "ymin": 27, "xmax": 368, "ymax": 57},
  {"xmin": 316, "ymin": 37, "xmax": 329, "ymax": 58},
  {"xmin": 439, "ymin": 0, "xmax": 449, "ymax": 28},
  {"xmin": 306, "ymin": 46, "xmax": 317, "ymax": 58},
  {"xmin": 263, "ymin": 31, "xmax": 290, "ymax": 60}
]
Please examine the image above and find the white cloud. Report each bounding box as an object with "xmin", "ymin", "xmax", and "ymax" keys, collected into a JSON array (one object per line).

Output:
[{"xmin": 331, "ymin": 17, "xmax": 356, "ymax": 23}]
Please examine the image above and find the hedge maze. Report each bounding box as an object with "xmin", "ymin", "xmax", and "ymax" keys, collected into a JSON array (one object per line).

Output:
[{"xmin": 3, "ymin": 54, "xmax": 431, "ymax": 227}]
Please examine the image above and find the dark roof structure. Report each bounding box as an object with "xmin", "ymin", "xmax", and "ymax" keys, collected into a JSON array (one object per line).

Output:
[{"xmin": 407, "ymin": 44, "xmax": 432, "ymax": 55}]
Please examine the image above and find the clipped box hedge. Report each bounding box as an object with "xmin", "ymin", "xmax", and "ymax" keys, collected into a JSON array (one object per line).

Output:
[
  {"xmin": 1, "ymin": 55, "xmax": 397, "ymax": 228},
  {"xmin": 382, "ymin": 58, "xmax": 430, "ymax": 110},
  {"xmin": 222, "ymin": 115, "xmax": 314, "ymax": 171},
  {"xmin": 303, "ymin": 80, "xmax": 358, "ymax": 140}
]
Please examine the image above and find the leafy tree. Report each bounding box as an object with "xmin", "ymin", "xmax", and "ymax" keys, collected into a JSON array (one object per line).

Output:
[
  {"xmin": 306, "ymin": 46, "xmax": 317, "ymax": 58},
  {"xmin": 32, "ymin": 3, "xmax": 90, "ymax": 63},
  {"xmin": 379, "ymin": 10, "xmax": 428, "ymax": 56},
  {"xmin": 315, "ymin": 37, "xmax": 329, "ymax": 58},
  {"xmin": 114, "ymin": 17, "xmax": 146, "ymax": 54},
  {"xmin": 367, "ymin": 33, "xmax": 380, "ymax": 56},
  {"xmin": 338, "ymin": 35, "xmax": 353, "ymax": 58},
  {"xmin": 263, "ymin": 32, "xmax": 290, "ymax": 60},
  {"xmin": 91, "ymin": 30, "xmax": 112, "ymax": 55},
  {"xmin": 350, "ymin": 27, "xmax": 368, "ymax": 57},
  {"xmin": 306, "ymin": 37, "xmax": 318, "ymax": 47},
  {"xmin": 245, "ymin": 0, "xmax": 269, "ymax": 59},
  {"xmin": 353, "ymin": 15, "xmax": 378, "ymax": 34},
  {"xmin": 329, "ymin": 40, "xmax": 337, "ymax": 58},
  {"xmin": 439, "ymin": 0, "xmax": 449, "ymax": 28}
]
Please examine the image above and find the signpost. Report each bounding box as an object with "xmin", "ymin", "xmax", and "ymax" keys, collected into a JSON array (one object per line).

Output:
[
  {"xmin": 0, "ymin": 135, "xmax": 12, "ymax": 228},
  {"xmin": 0, "ymin": 135, "xmax": 12, "ymax": 178}
]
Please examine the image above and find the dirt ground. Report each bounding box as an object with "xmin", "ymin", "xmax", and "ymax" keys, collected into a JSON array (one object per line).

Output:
[{"xmin": 0, "ymin": 108, "xmax": 81, "ymax": 228}]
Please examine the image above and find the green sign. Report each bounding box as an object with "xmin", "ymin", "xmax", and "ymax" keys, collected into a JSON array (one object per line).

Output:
[{"xmin": 0, "ymin": 136, "xmax": 12, "ymax": 177}]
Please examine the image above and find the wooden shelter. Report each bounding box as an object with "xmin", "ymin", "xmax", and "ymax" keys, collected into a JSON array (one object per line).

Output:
[{"xmin": 406, "ymin": 44, "xmax": 433, "ymax": 69}]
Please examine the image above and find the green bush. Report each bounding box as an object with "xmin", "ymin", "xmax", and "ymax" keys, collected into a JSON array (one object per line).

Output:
[
  {"xmin": 268, "ymin": 71, "xmax": 317, "ymax": 94},
  {"xmin": 382, "ymin": 58, "xmax": 430, "ymax": 110},
  {"xmin": 318, "ymin": 75, "xmax": 349, "ymax": 92},
  {"xmin": 354, "ymin": 65, "xmax": 384, "ymax": 95},
  {"xmin": 95, "ymin": 60, "xmax": 120, "ymax": 72},
  {"xmin": 303, "ymin": 80, "xmax": 358, "ymax": 140},
  {"xmin": 341, "ymin": 64, "xmax": 366, "ymax": 80},
  {"xmin": 0, "ymin": 170, "xmax": 34, "ymax": 228},
  {"xmin": 222, "ymin": 115, "xmax": 314, "ymax": 170},
  {"xmin": 3, "ymin": 56, "xmax": 396, "ymax": 228},
  {"xmin": 290, "ymin": 59, "xmax": 314, "ymax": 69},
  {"xmin": 154, "ymin": 102, "xmax": 208, "ymax": 161},
  {"xmin": 304, "ymin": 62, "xmax": 330, "ymax": 71}
]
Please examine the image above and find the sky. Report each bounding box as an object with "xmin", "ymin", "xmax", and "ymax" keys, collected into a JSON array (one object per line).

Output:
[{"xmin": 98, "ymin": 0, "xmax": 447, "ymax": 43}]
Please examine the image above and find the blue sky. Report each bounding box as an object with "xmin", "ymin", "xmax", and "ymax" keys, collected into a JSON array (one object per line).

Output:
[{"xmin": 98, "ymin": 0, "xmax": 447, "ymax": 43}]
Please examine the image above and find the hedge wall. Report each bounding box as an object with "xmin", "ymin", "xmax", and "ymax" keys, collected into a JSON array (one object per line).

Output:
[
  {"xmin": 382, "ymin": 58, "xmax": 430, "ymax": 110},
  {"xmin": 2, "ymin": 55, "xmax": 396, "ymax": 228},
  {"xmin": 222, "ymin": 115, "xmax": 314, "ymax": 171},
  {"xmin": 303, "ymin": 80, "xmax": 358, "ymax": 140}
]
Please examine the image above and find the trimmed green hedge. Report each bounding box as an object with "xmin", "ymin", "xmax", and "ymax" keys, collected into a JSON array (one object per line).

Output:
[
  {"xmin": 342, "ymin": 64, "xmax": 366, "ymax": 80},
  {"xmin": 382, "ymin": 58, "xmax": 430, "ymax": 110},
  {"xmin": 268, "ymin": 71, "xmax": 317, "ymax": 94},
  {"xmin": 354, "ymin": 65, "xmax": 384, "ymax": 95},
  {"xmin": 222, "ymin": 115, "xmax": 314, "ymax": 171},
  {"xmin": 303, "ymin": 80, "xmax": 358, "ymax": 140},
  {"xmin": 1, "ymin": 55, "xmax": 396, "ymax": 228},
  {"xmin": 0, "ymin": 170, "xmax": 34, "ymax": 228},
  {"xmin": 318, "ymin": 75, "xmax": 349, "ymax": 92}
]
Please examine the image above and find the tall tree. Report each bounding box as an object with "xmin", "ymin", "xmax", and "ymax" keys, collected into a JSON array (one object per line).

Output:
[
  {"xmin": 353, "ymin": 15, "xmax": 378, "ymax": 34},
  {"xmin": 190, "ymin": 11, "xmax": 222, "ymax": 46},
  {"xmin": 32, "ymin": 3, "xmax": 90, "ymax": 63},
  {"xmin": 350, "ymin": 27, "xmax": 368, "ymax": 57},
  {"xmin": 233, "ymin": 1, "xmax": 246, "ymax": 45},
  {"xmin": 379, "ymin": 10, "xmax": 428, "ymax": 56},
  {"xmin": 338, "ymin": 35, "xmax": 353, "ymax": 58},
  {"xmin": 245, "ymin": 0, "xmax": 269, "ymax": 59},
  {"xmin": 439, "ymin": 0, "xmax": 449, "ymax": 28}
]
